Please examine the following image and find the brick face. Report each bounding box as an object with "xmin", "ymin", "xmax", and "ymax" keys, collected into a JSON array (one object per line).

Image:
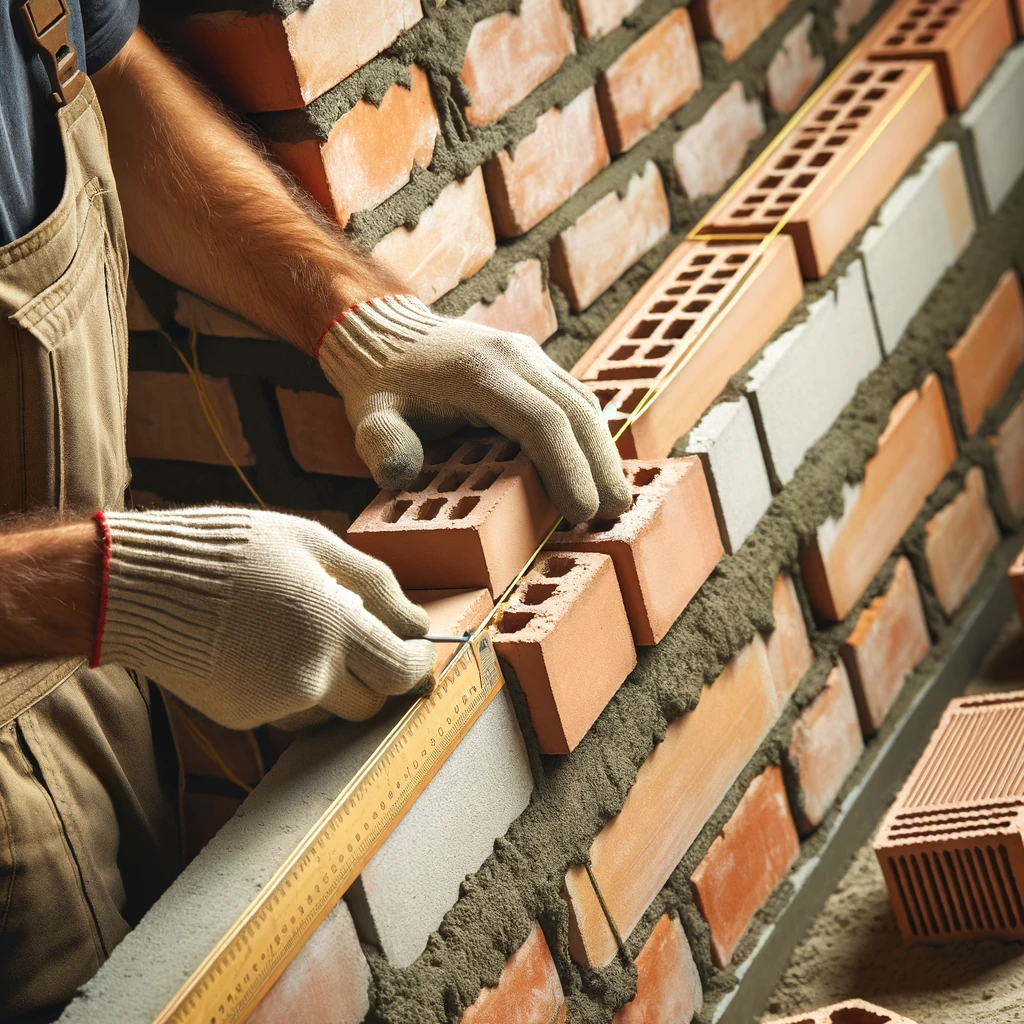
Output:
[
  {"xmin": 462, "ymin": 260, "xmax": 558, "ymax": 344},
  {"xmin": 991, "ymin": 397, "xmax": 1024, "ymax": 519},
  {"xmin": 575, "ymin": 0, "xmax": 644, "ymax": 40},
  {"xmin": 764, "ymin": 572, "xmax": 814, "ymax": 704},
  {"xmin": 690, "ymin": 0, "xmax": 794, "ymax": 62},
  {"xmin": 766, "ymin": 13, "xmax": 825, "ymax": 114},
  {"xmin": 275, "ymin": 388, "xmax": 371, "ymax": 479}
]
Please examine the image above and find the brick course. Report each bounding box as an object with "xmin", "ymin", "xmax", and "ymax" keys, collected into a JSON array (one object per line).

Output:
[
  {"xmin": 991, "ymin": 396, "xmax": 1024, "ymax": 518},
  {"xmin": 766, "ymin": 13, "xmax": 825, "ymax": 114},
  {"xmin": 462, "ymin": 260, "xmax": 559, "ymax": 345},
  {"xmin": 690, "ymin": 0, "xmax": 794, "ymax": 62}
]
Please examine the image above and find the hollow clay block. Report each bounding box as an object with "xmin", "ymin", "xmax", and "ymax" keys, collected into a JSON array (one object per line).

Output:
[
  {"xmin": 494, "ymin": 551, "xmax": 636, "ymax": 754},
  {"xmin": 840, "ymin": 556, "xmax": 929, "ymax": 735},
  {"xmin": 546, "ymin": 459, "xmax": 723, "ymax": 645},
  {"xmin": 764, "ymin": 572, "xmax": 814, "ymax": 705},
  {"xmin": 766, "ymin": 999, "xmax": 919, "ymax": 1023},
  {"xmin": 347, "ymin": 434, "xmax": 558, "ymax": 596},
  {"xmin": 875, "ymin": 689, "xmax": 1024, "ymax": 944}
]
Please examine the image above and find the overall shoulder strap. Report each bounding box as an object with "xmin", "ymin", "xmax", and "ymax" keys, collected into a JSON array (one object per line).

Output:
[{"xmin": 19, "ymin": 0, "xmax": 85, "ymax": 107}]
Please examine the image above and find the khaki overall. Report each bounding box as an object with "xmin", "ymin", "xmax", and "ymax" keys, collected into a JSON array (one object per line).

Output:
[{"xmin": 0, "ymin": 31, "xmax": 179, "ymax": 1018}]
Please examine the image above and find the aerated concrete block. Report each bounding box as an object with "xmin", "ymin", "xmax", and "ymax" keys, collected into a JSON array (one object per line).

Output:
[{"xmin": 746, "ymin": 258, "xmax": 882, "ymax": 487}]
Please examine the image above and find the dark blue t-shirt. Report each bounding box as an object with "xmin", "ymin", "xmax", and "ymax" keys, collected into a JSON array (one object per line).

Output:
[{"xmin": 1, "ymin": 0, "xmax": 138, "ymax": 245}]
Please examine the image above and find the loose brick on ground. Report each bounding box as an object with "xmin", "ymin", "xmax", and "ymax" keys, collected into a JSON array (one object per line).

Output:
[
  {"xmin": 575, "ymin": 0, "xmax": 644, "ymax": 40},
  {"xmin": 673, "ymin": 81, "xmax": 765, "ymax": 199},
  {"xmin": 494, "ymin": 552, "xmax": 636, "ymax": 754},
  {"xmin": 407, "ymin": 588, "xmax": 494, "ymax": 677},
  {"xmin": 483, "ymin": 88, "xmax": 609, "ymax": 237},
  {"xmin": 547, "ymin": 459, "xmax": 723, "ymax": 645},
  {"xmin": 596, "ymin": 8, "xmax": 702, "ymax": 154},
  {"xmin": 765, "ymin": 572, "xmax": 814, "ymax": 705},
  {"xmin": 689, "ymin": 0, "xmax": 794, "ymax": 62},
  {"xmin": 787, "ymin": 661, "xmax": 864, "ymax": 834},
  {"xmin": 549, "ymin": 161, "xmax": 670, "ymax": 313},
  {"xmin": 802, "ymin": 374, "xmax": 958, "ymax": 621},
  {"xmin": 175, "ymin": 290, "xmax": 273, "ymax": 340},
  {"xmin": 372, "ymin": 167, "xmax": 496, "ymax": 305},
  {"xmin": 691, "ymin": 766, "xmax": 800, "ymax": 967},
  {"xmin": 767, "ymin": 1000, "xmax": 919, "ymax": 1023},
  {"xmin": 841, "ymin": 556, "xmax": 929, "ymax": 735},
  {"xmin": 948, "ymin": 269, "xmax": 1024, "ymax": 435},
  {"xmin": 276, "ymin": 388, "xmax": 371, "ymax": 479},
  {"xmin": 565, "ymin": 636, "xmax": 781, "ymax": 967},
  {"xmin": 766, "ymin": 13, "xmax": 825, "ymax": 114},
  {"xmin": 461, "ymin": 0, "xmax": 576, "ymax": 126},
  {"xmin": 462, "ymin": 260, "xmax": 558, "ymax": 344},
  {"xmin": 991, "ymin": 396, "xmax": 1024, "ymax": 518}
]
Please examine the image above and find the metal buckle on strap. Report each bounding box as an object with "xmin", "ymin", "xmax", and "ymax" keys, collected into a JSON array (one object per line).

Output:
[{"xmin": 20, "ymin": 0, "xmax": 85, "ymax": 107}]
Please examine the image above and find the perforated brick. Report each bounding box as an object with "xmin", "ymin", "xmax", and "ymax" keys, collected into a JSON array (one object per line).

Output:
[
  {"xmin": 702, "ymin": 59, "xmax": 946, "ymax": 278},
  {"xmin": 346, "ymin": 435, "xmax": 558, "ymax": 596},
  {"xmin": 276, "ymin": 388, "xmax": 371, "ymax": 479},
  {"xmin": 494, "ymin": 552, "xmax": 635, "ymax": 754},
  {"xmin": 767, "ymin": 1000, "xmax": 919, "ymax": 1023}
]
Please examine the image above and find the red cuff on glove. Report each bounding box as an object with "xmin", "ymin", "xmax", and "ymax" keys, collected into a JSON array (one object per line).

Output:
[{"xmin": 90, "ymin": 510, "xmax": 112, "ymax": 669}]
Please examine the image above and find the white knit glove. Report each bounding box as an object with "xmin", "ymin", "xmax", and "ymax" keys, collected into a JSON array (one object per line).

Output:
[
  {"xmin": 93, "ymin": 508, "xmax": 436, "ymax": 730},
  {"xmin": 317, "ymin": 295, "xmax": 632, "ymax": 525}
]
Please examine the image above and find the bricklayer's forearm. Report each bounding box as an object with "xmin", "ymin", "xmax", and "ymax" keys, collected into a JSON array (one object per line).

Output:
[{"xmin": 91, "ymin": 28, "xmax": 401, "ymax": 356}]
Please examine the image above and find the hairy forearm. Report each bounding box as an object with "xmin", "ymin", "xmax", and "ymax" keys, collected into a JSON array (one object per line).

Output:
[
  {"xmin": 91, "ymin": 29, "xmax": 400, "ymax": 355},
  {"xmin": 0, "ymin": 520, "xmax": 102, "ymax": 662}
]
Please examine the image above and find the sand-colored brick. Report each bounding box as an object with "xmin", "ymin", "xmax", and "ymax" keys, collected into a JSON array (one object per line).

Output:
[{"xmin": 575, "ymin": 0, "xmax": 644, "ymax": 40}]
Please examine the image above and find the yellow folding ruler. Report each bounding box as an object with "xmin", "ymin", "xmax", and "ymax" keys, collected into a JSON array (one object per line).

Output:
[{"xmin": 153, "ymin": 633, "xmax": 504, "ymax": 1024}]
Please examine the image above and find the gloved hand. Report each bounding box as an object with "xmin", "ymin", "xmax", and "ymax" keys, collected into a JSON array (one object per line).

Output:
[
  {"xmin": 317, "ymin": 295, "xmax": 632, "ymax": 525},
  {"xmin": 93, "ymin": 507, "xmax": 436, "ymax": 730}
]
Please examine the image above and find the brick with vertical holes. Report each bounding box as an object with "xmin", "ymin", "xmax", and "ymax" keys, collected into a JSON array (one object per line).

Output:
[
  {"xmin": 991, "ymin": 396, "xmax": 1024, "ymax": 518},
  {"xmin": 546, "ymin": 459, "xmax": 722, "ymax": 645},
  {"xmin": 346, "ymin": 435, "xmax": 558, "ymax": 596},
  {"xmin": 865, "ymin": 0, "xmax": 1015, "ymax": 111},
  {"xmin": 689, "ymin": 0, "xmax": 794, "ymax": 62},
  {"xmin": 596, "ymin": 9, "xmax": 702, "ymax": 154},
  {"xmin": 703, "ymin": 58, "xmax": 946, "ymax": 279},
  {"xmin": 765, "ymin": 572, "xmax": 814, "ymax": 704},
  {"xmin": 766, "ymin": 13, "xmax": 825, "ymax": 114},
  {"xmin": 275, "ymin": 388, "xmax": 371, "ymax": 478},
  {"xmin": 462, "ymin": 260, "xmax": 558, "ymax": 344},
  {"xmin": 494, "ymin": 551, "xmax": 636, "ymax": 754},
  {"xmin": 575, "ymin": 0, "xmax": 644, "ymax": 40}
]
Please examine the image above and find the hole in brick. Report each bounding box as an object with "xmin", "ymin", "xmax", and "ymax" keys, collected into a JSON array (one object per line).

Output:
[
  {"xmin": 776, "ymin": 155, "xmax": 799, "ymax": 169},
  {"xmin": 650, "ymin": 300, "xmax": 676, "ymax": 314},
  {"xmin": 882, "ymin": 68, "xmax": 904, "ymax": 81},
  {"xmin": 779, "ymin": 192, "xmax": 800, "ymax": 202},
  {"xmin": 589, "ymin": 517, "xmax": 621, "ymax": 533},
  {"xmin": 726, "ymin": 254, "xmax": 748, "ymax": 264},
  {"xmin": 898, "ymin": 19, "xmax": 918, "ymax": 29},
  {"xmin": 620, "ymin": 388, "xmax": 647, "ymax": 413},
  {"xmin": 809, "ymin": 151, "xmax": 833, "ymax": 167},
  {"xmin": 592, "ymin": 388, "xmax": 620, "ymax": 410},
  {"xmin": 645, "ymin": 344, "xmax": 673, "ymax": 359},
  {"xmin": 794, "ymin": 138, "xmax": 815, "ymax": 150},
  {"xmin": 610, "ymin": 344, "xmax": 639, "ymax": 360},
  {"xmin": 496, "ymin": 611, "xmax": 536, "ymax": 634},
  {"xmin": 833, "ymin": 89, "xmax": 854, "ymax": 102},
  {"xmin": 829, "ymin": 1010, "xmax": 892, "ymax": 1024},
  {"xmin": 632, "ymin": 466, "xmax": 662, "ymax": 487},
  {"xmin": 426, "ymin": 439, "xmax": 461, "ymax": 465},
  {"xmin": 664, "ymin": 318, "xmax": 695, "ymax": 339},
  {"xmin": 759, "ymin": 175, "xmax": 783, "ymax": 188},
  {"xmin": 385, "ymin": 499, "xmax": 413, "ymax": 523},
  {"xmin": 521, "ymin": 582, "xmax": 558, "ymax": 606},
  {"xmin": 685, "ymin": 299, "xmax": 710, "ymax": 313},
  {"xmin": 493, "ymin": 441, "xmax": 519, "ymax": 462},
  {"xmin": 793, "ymin": 173, "xmax": 816, "ymax": 187},
  {"xmin": 817, "ymin": 109, "xmax": 838, "ymax": 122},
  {"xmin": 628, "ymin": 321, "xmax": 660, "ymax": 339},
  {"xmin": 915, "ymin": 32, "xmax": 935, "ymax": 42},
  {"xmin": 713, "ymin": 269, "xmax": 737, "ymax": 278},
  {"xmin": 837, "ymin": 121, "xmax": 860, "ymax": 130},
  {"xmin": 448, "ymin": 495, "xmax": 480, "ymax": 520},
  {"xmin": 699, "ymin": 282, "xmax": 724, "ymax": 294},
  {"xmin": 744, "ymin": 193, "xmax": 767, "ymax": 204},
  {"xmin": 732, "ymin": 209, "xmax": 755, "ymax": 218},
  {"xmin": 865, "ymin": 88, "xmax": 885, "ymax": 100},
  {"xmin": 692, "ymin": 255, "xmax": 714, "ymax": 266},
  {"xmin": 927, "ymin": 18, "xmax": 947, "ymax": 27},
  {"xmin": 437, "ymin": 469, "xmax": 471, "ymax": 492},
  {"xmin": 471, "ymin": 468, "xmax": 503, "ymax": 491},
  {"xmin": 597, "ymin": 365, "xmax": 661, "ymax": 380},
  {"xmin": 460, "ymin": 442, "xmax": 491, "ymax": 465},
  {"xmin": 850, "ymin": 105, "xmax": 871, "ymax": 118},
  {"xmin": 416, "ymin": 497, "xmax": 447, "ymax": 520},
  {"xmin": 851, "ymin": 70, "xmax": 871, "ymax": 83},
  {"xmin": 886, "ymin": 33, "xmax": 906, "ymax": 44},
  {"xmin": 827, "ymin": 135, "xmax": 848, "ymax": 146},
  {"xmin": 941, "ymin": 4, "xmax": 957, "ymax": 11},
  {"xmin": 407, "ymin": 470, "xmax": 437, "ymax": 492},
  {"xmin": 666, "ymin": 285, "xmax": 691, "ymax": 295},
  {"xmin": 767, "ymin": 207, "xmax": 789, "ymax": 216},
  {"xmin": 543, "ymin": 556, "xmax": 577, "ymax": 578},
  {"xmin": 803, "ymin": 126, "xmax": 826, "ymax": 134}
]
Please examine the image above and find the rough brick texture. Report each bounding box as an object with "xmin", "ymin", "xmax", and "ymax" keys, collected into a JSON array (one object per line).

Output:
[
  {"xmin": 462, "ymin": 260, "xmax": 559, "ymax": 345},
  {"xmin": 575, "ymin": 0, "xmax": 644, "ymax": 41},
  {"xmin": 834, "ymin": 0, "xmax": 876, "ymax": 44},
  {"xmin": 275, "ymin": 388, "xmax": 370, "ymax": 478},
  {"xmin": 991, "ymin": 396, "xmax": 1024, "ymax": 518},
  {"xmin": 766, "ymin": 13, "xmax": 825, "ymax": 114},
  {"xmin": 767, "ymin": 1001, "xmax": 919, "ymax": 1023},
  {"xmin": 690, "ymin": 0, "xmax": 794, "ymax": 62},
  {"xmin": 765, "ymin": 572, "xmax": 814, "ymax": 705}
]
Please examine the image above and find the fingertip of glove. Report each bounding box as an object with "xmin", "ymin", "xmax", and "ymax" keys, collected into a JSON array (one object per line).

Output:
[{"xmin": 376, "ymin": 455, "xmax": 420, "ymax": 493}]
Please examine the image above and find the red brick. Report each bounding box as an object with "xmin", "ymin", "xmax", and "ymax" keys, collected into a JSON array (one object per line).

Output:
[
  {"xmin": 991, "ymin": 396, "xmax": 1024, "ymax": 518},
  {"xmin": 802, "ymin": 374, "xmax": 958, "ymax": 622},
  {"xmin": 270, "ymin": 66, "xmax": 440, "ymax": 229},
  {"xmin": 372, "ymin": 168, "xmax": 496, "ymax": 304},
  {"xmin": 547, "ymin": 459, "xmax": 722, "ymax": 645},
  {"xmin": 1011, "ymin": 548, "xmax": 1024, "ymax": 626},
  {"xmin": 461, "ymin": 923, "xmax": 566, "ymax": 1024},
  {"xmin": 865, "ymin": 0, "xmax": 1015, "ymax": 111},
  {"xmin": 346, "ymin": 434, "xmax": 558, "ymax": 596},
  {"xmin": 596, "ymin": 9, "xmax": 702, "ymax": 154},
  {"xmin": 126, "ymin": 370, "xmax": 254, "ymax": 467},
  {"xmin": 767, "ymin": 1000, "xmax": 919, "ymax": 1023},
  {"xmin": 276, "ymin": 388, "xmax": 371, "ymax": 479},
  {"xmin": 833, "ymin": 0, "xmax": 875, "ymax": 44},
  {"xmin": 462, "ymin": 260, "xmax": 558, "ymax": 345},
  {"xmin": 565, "ymin": 636, "xmax": 781, "ymax": 967},
  {"xmin": 948, "ymin": 270, "xmax": 1024, "ymax": 435},
  {"xmin": 766, "ymin": 13, "xmax": 825, "ymax": 114},
  {"xmin": 407, "ymin": 587, "xmax": 494, "ymax": 676},
  {"xmin": 765, "ymin": 572, "xmax": 814, "ymax": 704},
  {"xmin": 673, "ymin": 81, "xmax": 765, "ymax": 199},
  {"xmin": 168, "ymin": 1, "xmax": 422, "ymax": 113},
  {"xmin": 703, "ymin": 59, "xmax": 946, "ymax": 279},
  {"xmin": 841, "ymin": 556, "xmax": 929, "ymax": 735},
  {"xmin": 461, "ymin": 0, "xmax": 576, "ymax": 126},
  {"xmin": 924, "ymin": 466, "xmax": 1000, "ymax": 617},
  {"xmin": 612, "ymin": 915, "xmax": 702, "ymax": 1024},
  {"xmin": 484, "ymin": 89, "xmax": 609, "ymax": 237},
  {"xmin": 575, "ymin": 0, "xmax": 644, "ymax": 40},
  {"xmin": 550, "ymin": 162, "xmax": 670, "ymax": 313},
  {"xmin": 573, "ymin": 236, "xmax": 802, "ymax": 458},
  {"xmin": 690, "ymin": 766, "xmax": 800, "ymax": 967},
  {"xmin": 787, "ymin": 662, "xmax": 864, "ymax": 834},
  {"xmin": 690, "ymin": 0, "xmax": 793, "ymax": 62}
]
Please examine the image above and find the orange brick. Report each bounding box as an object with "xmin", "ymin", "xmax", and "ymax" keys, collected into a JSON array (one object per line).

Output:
[
  {"xmin": 547, "ymin": 459, "xmax": 722, "ymax": 645},
  {"xmin": 169, "ymin": 1, "xmax": 422, "ymax": 112},
  {"xmin": 565, "ymin": 636, "xmax": 781, "ymax": 967},
  {"xmin": 767, "ymin": 1000, "xmax": 919, "ymax": 1023},
  {"xmin": 275, "ymin": 388, "xmax": 371, "ymax": 479},
  {"xmin": 1011, "ymin": 548, "xmax": 1024, "ymax": 626},
  {"xmin": 406, "ymin": 587, "xmax": 494, "ymax": 676},
  {"xmin": 575, "ymin": 0, "xmax": 644, "ymax": 40},
  {"xmin": 802, "ymin": 374, "xmax": 958, "ymax": 622},
  {"xmin": 270, "ymin": 66, "xmax": 440, "ymax": 228},
  {"xmin": 925, "ymin": 466, "xmax": 1000, "ymax": 617},
  {"xmin": 612, "ymin": 915, "xmax": 703, "ymax": 1024},
  {"xmin": 596, "ymin": 9, "xmax": 702, "ymax": 154},
  {"xmin": 690, "ymin": 0, "xmax": 793, "ymax": 62},
  {"xmin": 690, "ymin": 766, "xmax": 800, "ymax": 967},
  {"xmin": 550, "ymin": 161, "xmax": 670, "ymax": 313},
  {"xmin": 765, "ymin": 572, "xmax": 814, "ymax": 704},
  {"xmin": 461, "ymin": 0, "xmax": 576, "ymax": 126},
  {"xmin": 462, "ymin": 260, "xmax": 558, "ymax": 344},
  {"xmin": 833, "ymin": 0, "xmax": 875, "ymax": 44},
  {"xmin": 126, "ymin": 370, "xmax": 254, "ymax": 467},
  {"xmin": 461, "ymin": 923, "xmax": 566, "ymax": 1024},
  {"xmin": 573, "ymin": 236, "xmax": 802, "ymax": 458},
  {"xmin": 787, "ymin": 662, "xmax": 864, "ymax": 834},
  {"xmin": 703, "ymin": 59, "xmax": 946, "ymax": 279},
  {"xmin": 372, "ymin": 168, "xmax": 496, "ymax": 304},
  {"xmin": 948, "ymin": 270, "xmax": 1024, "ymax": 435},
  {"xmin": 484, "ymin": 88, "xmax": 609, "ymax": 237},
  {"xmin": 494, "ymin": 552, "xmax": 636, "ymax": 754},
  {"xmin": 991, "ymin": 396, "xmax": 1024, "ymax": 518},
  {"xmin": 841, "ymin": 556, "xmax": 929, "ymax": 735},
  {"xmin": 766, "ymin": 13, "xmax": 825, "ymax": 114},
  {"xmin": 866, "ymin": 0, "xmax": 1015, "ymax": 110},
  {"xmin": 346, "ymin": 435, "xmax": 558, "ymax": 596}
]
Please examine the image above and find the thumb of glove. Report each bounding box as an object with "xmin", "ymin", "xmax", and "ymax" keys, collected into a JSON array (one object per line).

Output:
[{"xmin": 353, "ymin": 398, "xmax": 424, "ymax": 492}]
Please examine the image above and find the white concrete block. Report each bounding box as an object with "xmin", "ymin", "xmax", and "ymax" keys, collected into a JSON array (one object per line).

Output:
[
  {"xmin": 961, "ymin": 42, "xmax": 1024, "ymax": 214},
  {"xmin": 746, "ymin": 259, "xmax": 882, "ymax": 486},
  {"xmin": 684, "ymin": 399, "xmax": 772, "ymax": 555},
  {"xmin": 861, "ymin": 141, "xmax": 976, "ymax": 354}
]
